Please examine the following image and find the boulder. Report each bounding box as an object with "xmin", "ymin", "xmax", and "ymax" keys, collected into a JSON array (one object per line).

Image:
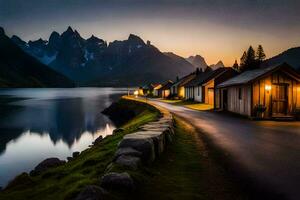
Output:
[
  {"xmin": 67, "ymin": 157, "xmax": 73, "ymax": 162},
  {"xmin": 113, "ymin": 128, "xmax": 124, "ymax": 135},
  {"xmin": 119, "ymin": 134, "xmax": 155, "ymax": 163},
  {"xmin": 114, "ymin": 147, "xmax": 142, "ymax": 160},
  {"xmin": 93, "ymin": 135, "xmax": 103, "ymax": 144},
  {"xmin": 134, "ymin": 131, "xmax": 165, "ymax": 156},
  {"xmin": 73, "ymin": 151, "xmax": 80, "ymax": 158},
  {"xmin": 75, "ymin": 185, "xmax": 108, "ymax": 200},
  {"xmin": 143, "ymin": 123, "xmax": 171, "ymax": 129},
  {"xmin": 114, "ymin": 155, "xmax": 141, "ymax": 170},
  {"xmin": 100, "ymin": 172, "xmax": 135, "ymax": 191},
  {"xmin": 140, "ymin": 127, "xmax": 173, "ymax": 144},
  {"xmin": 30, "ymin": 158, "xmax": 66, "ymax": 176}
]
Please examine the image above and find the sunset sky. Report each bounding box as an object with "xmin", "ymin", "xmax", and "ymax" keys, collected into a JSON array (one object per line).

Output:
[{"xmin": 1, "ymin": 0, "xmax": 300, "ymax": 66}]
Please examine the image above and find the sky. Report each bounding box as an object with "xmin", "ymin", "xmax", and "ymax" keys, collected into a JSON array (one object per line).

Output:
[{"xmin": 1, "ymin": 0, "xmax": 300, "ymax": 66}]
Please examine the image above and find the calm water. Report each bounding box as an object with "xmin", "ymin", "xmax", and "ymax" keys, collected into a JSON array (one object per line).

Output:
[{"xmin": 0, "ymin": 88, "xmax": 126, "ymax": 187}]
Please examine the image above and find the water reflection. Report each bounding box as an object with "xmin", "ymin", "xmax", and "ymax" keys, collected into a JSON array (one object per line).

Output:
[{"xmin": 0, "ymin": 88, "xmax": 126, "ymax": 187}]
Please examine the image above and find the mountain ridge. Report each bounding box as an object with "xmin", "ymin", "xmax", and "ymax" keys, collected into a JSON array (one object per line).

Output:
[
  {"xmin": 0, "ymin": 27, "xmax": 73, "ymax": 87},
  {"xmin": 12, "ymin": 27, "xmax": 195, "ymax": 86}
]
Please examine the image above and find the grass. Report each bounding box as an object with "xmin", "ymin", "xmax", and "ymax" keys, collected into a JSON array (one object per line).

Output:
[
  {"xmin": 131, "ymin": 116, "xmax": 247, "ymax": 200},
  {"xmin": 160, "ymin": 99, "xmax": 213, "ymax": 111},
  {"xmin": 0, "ymin": 99, "xmax": 160, "ymax": 200}
]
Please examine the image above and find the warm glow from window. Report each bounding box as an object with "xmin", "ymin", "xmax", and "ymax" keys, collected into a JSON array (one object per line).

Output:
[
  {"xmin": 265, "ymin": 85, "xmax": 272, "ymax": 91},
  {"xmin": 134, "ymin": 90, "xmax": 139, "ymax": 96}
]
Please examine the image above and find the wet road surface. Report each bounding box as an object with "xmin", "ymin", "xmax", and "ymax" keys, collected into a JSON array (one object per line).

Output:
[{"xmin": 150, "ymin": 99, "xmax": 300, "ymax": 200}]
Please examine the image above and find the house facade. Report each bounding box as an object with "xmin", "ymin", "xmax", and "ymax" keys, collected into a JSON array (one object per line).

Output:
[
  {"xmin": 216, "ymin": 63, "xmax": 300, "ymax": 119},
  {"xmin": 170, "ymin": 73, "xmax": 196, "ymax": 98},
  {"xmin": 153, "ymin": 84, "xmax": 162, "ymax": 97},
  {"xmin": 184, "ymin": 68, "xmax": 237, "ymax": 105},
  {"xmin": 158, "ymin": 80, "xmax": 173, "ymax": 98}
]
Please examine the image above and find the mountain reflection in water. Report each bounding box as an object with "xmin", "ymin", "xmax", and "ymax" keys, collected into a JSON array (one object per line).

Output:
[{"xmin": 0, "ymin": 88, "xmax": 126, "ymax": 187}]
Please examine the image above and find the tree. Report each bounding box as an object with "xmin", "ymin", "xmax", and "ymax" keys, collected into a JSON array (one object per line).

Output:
[
  {"xmin": 239, "ymin": 51, "xmax": 247, "ymax": 72},
  {"xmin": 232, "ymin": 59, "xmax": 239, "ymax": 71},
  {"xmin": 245, "ymin": 46, "xmax": 256, "ymax": 67},
  {"xmin": 256, "ymin": 45, "xmax": 266, "ymax": 65},
  {"xmin": 240, "ymin": 46, "xmax": 258, "ymax": 72}
]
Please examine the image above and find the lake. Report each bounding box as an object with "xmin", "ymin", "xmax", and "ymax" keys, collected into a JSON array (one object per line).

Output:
[{"xmin": 0, "ymin": 88, "xmax": 127, "ymax": 187}]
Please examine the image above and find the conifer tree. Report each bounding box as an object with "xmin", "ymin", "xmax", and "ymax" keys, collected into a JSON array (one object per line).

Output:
[
  {"xmin": 245, "ymin": 46, "xmax": 256, "ymax": 68},
  {"xmin": 256, "ymin": 44, "xmax": 266, "ymax": 65},
  {"xmin": 239, "ymin": 51, "xmax": 247, "ymax": 72},
  {"xmin": 232, "ymin": 59, "xmax": 239, "ymax": 71}
]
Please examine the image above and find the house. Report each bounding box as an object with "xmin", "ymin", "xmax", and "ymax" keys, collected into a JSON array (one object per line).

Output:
[
  {"xmin": 153, "ymin": 84, "xmax": 162, "ymax": 97},
  {"xmin": 184, "ymin": 67, "xmax": 237, "ymax": 105},
  {"xmin": 158, "ymin": 80, "xmax": 173, "ymax": 98},
  {"xmin": 138, "ymin": 87, "xmax": 144, "ymax": 96},
  {"xmin": 216, "ymin": 63, "xmax": 300, "ymax": 119},
  {"xmin": 170, "ymin": 73, "xmax": 196, "ymax": 98},
  {"xmin": 141, "ymin": 83, "xmax": 160, "ymax": 96}
]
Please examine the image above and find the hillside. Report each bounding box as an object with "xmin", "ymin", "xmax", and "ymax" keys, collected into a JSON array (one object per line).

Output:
[
  {"xmin": 0, "ymin": 27, "xmax": 73, "ymax": 87},
  {"xmin": 263, "ymin": 47, "xmax": 300, "ymax": 70}
]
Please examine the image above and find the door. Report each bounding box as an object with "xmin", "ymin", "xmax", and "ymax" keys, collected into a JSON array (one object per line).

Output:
[
  {"xmin": 208, "ymin": 88, "xmax": 214, "ymax": 106},
  {"xmin": 222, "ymin": 89, "xmax": 228, "ymax": 110},
  {"xmin": 272, "ymin": 84, "xmax": 288, "ymax": 116}
]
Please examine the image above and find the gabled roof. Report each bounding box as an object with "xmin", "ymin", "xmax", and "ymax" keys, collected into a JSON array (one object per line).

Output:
[
  {"xmin": 172, "ymin": 73, "xmax": 197, "ymax": 88},
  {"xmin": 153, "ymin": 84, "xmax": 162, "ymax": 90},
  {"xmin": 217, "ymin": 63, "xmax": 300, "ymax": 88},
  {"xmin": 185, "ymin": 67, "xmax": 231, "ymax": 87},
  {"xmin": 160, "ymin": 80, "xmax": 174, "ymax": 90}
]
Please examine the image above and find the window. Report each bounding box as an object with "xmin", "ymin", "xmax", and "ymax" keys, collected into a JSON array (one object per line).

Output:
[
  {"xmin": 198, "ymin": 86, "xmax": 200, "ymax": 96},
  {"xmin": 238, "ymin": 88, "xmax": 242, "ymax": 100}
]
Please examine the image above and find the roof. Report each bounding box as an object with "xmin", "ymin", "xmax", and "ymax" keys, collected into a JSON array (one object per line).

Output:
[
  {"xmin": 185, "ymin": 67, "xmax": 231, "ymax": 87},
  {"xmin": 217, "ymin": 63, "xmax": 300, "ymax": 88},
  {"xmin": 171, "ymin": 73, "xmax": 197, "ymax": 88},
  {"xmin": 153, "ymin": 84, "xmax": 162, "ymax": 90},
  {"xmin": 160, "ymin": 80, "xmax": 174, "ymax": 90}
]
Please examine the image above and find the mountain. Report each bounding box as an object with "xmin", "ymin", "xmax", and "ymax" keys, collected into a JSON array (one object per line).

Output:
[
  {"xmin": 0, "ymin": 27, "xmax": 73, "ymax": 87},
  {"xmin": 12, "ymin": 27, "xmax": 195, "ymax": 86},
  {"xmin": 165, "ymin": 52, "xmax": 196, "ymax": 69},
  {"xmin": 263, "ymin": 47, "xmax": 300, "ymax": 70},
  {"xmin": 186, "ymin": 55, "xmax": 208, "ymax": 71},
  {"xmin": 209, "ymin": 60, "xmax": 225, "ymax": 70}
]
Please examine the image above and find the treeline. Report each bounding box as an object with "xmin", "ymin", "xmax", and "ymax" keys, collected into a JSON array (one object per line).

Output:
[{"xmin": 232, "ymin": 45, "xmax": 266, "ymax": 72}]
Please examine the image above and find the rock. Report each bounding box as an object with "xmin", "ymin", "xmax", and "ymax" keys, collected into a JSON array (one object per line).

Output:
[
  {"xmin": 114, "ymin": 147, "xmax": 142, "ymax": 160},
  {"xmin": 135, "ymin": 131, "xmax": 165, "ymax": 156},
  {"xmin": 142, "ymin": 123, "xmax": 174, "ymax": 135},
  {"xmin": 75, "ymin": 185, "xmax": 108, "ymax": 200},
  {"xmin": 30, "ymin": 158, "xmax": 66, "ymax": 176},
  {"xmin": 114, "ymin": 155, "xmax": 141, "ymax": 170},
  {"xmin": 67, "ymin": 157, "xmax": 73, "ymax": 162},
  {"xmin": 73, "ymin": 151, "xmax": 80, "ymax": 158},
  {"xmin": 100, "ymin": 172, "xmax": 135, "ymax": 191},
  {"xmin": 119, "ymin": 134, "xmax": 155, "ymax": 163},
  {"xmin": 113, "ymin": 128, "xmax": 124, "ymax": 135},
  {"xmin": 93, "ymin": 135, "xmax": 103, "ymax": 144}
]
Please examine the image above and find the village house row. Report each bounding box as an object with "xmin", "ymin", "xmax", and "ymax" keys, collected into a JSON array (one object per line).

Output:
[{"xmin": 138, "ymin": 63, "xmax": 300, "ymax": 120}]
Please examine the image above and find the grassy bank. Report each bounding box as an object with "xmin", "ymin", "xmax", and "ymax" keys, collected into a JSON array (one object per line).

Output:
[
  {"xmin": 131, "ymin": 116, "xmax": 248, "ymax": 200},
  {"xmin": 0, "ymin": 98, "xmax": 160, "ymax": 200}
]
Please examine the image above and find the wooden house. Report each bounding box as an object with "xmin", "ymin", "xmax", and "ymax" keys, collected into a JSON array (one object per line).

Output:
[
  {"xmin": 185, "ymin": 68, "xmax": 237, "ymax": 105},
  {"xmin": 153, "ymin": 84, "xmax": 162, "ymax": 97},
  {"xmin": 158, "ymin": 80, "xmax": 173, "ymax": 98},
  {"xmin": 170, "ymin": 73, "xmax": 196, "ymax": 98},
  {"xmin": 216, "ymin": 63, "xmax": 300, "ymax": 119}
]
